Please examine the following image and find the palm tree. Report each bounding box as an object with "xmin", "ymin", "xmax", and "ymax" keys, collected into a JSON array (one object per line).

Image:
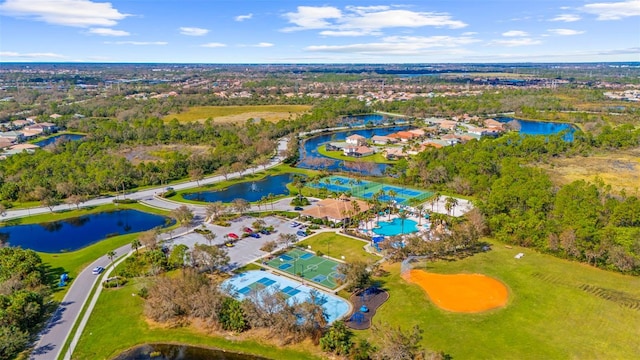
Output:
[
  {"xmin": 445, "ymin": 197, "xmax": 459, "ymax": 216},
  {"xmin": 386, "ymin": 189, "xmax": 397, "ymax": 221},
  {"xmin": 267, "ymin": 193, "xmax": 275, "ymax": 211},
  {"xmin": 399, "ymin": 211, "xmax": 409, "ymax": 235},
  {"xmin": 131, "ymin": 238, "xmax": 141, "ymax": 254},
  {"xmin": 107, "ymin": 250, "xmax": 118, "ymax": 287},
  {"xmin": 415, "ymin": 204, "xmax": 424, "ymax": 226}
]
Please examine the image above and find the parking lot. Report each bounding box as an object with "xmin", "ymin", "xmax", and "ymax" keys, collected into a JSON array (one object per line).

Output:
[{"xmin": 167, "ymin": 215, "xmax": 308, "ymax": 270}]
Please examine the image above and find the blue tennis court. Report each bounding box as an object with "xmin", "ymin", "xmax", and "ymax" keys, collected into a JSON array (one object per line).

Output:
[
  {"xmin": 308, "ymin": 176, "xmax": 433, "ymax": 205},
  {"xmin": 300, "ymin": 253, "xmax": 314, "ymax": 260},
  {"xmin": 279, "ymin": 254, "xmax": 293, "ymax": 261},
  {"xmin": 278, "ymin": 263, "xmax": 292, "ymax": 270}
]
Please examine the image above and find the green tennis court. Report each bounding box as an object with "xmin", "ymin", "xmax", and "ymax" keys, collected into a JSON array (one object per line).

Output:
[{"xmin": 266, "ymin": 248, "xmax": 345, "ymax": 289}]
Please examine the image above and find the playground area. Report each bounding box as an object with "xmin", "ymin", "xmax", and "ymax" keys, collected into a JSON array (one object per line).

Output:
[
  {"xmin": 345, "ymin": 287, "xmax": 389, "ymax": 330},
  {"xmin": 308, "ymin": 175, "xmax": 432, "ymax": 205},
  {"xmin": 403, "ymin": 269, "xmax": 509, "ymax": 313},
  {"xmin": 265, "ymin": 248, "xmax": 344, "ymax": 289}
]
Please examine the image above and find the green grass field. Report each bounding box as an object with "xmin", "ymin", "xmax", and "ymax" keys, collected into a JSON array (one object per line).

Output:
[
  {"xmin": 366, "ymin": 240, "xmax": 640, "ymax": 359},
  {"xmin": 71, "ymin": 278, "xmax": 323, "ymax": 360},
  {"xmin": 317, "ymin": 145, "xmax": 396, "ymax": 164},
  {"xmin": 163, "ymin": 105, "xmax": 312, "ymax": 123},
  {"xmin": 297, "ymin": 232, "xmax": 379, "ymax": 264}
]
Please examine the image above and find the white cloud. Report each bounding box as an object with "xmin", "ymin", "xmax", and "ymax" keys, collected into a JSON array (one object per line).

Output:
[
  {"xmin": 305, "ymin": 35, "xmax": 479, "ymax": 55},
  {"xmin": 0, "ymin": 51, "xmax": 65, "ymax": 58},
  {"xmin": 282, "ymin": 5, "xmax": 466, "ymax": 34},
  {"xmin": 582, "ymin": 0, "xmax": 640, "ymax": 20},
  {"xmin": 0, "ymin": 0, "xmax": 129, "ymax": 27},
  {"xmin": 548, "ymin": 28, "xmax": 585, "ymax": 35},
  {"xmin": 105, "ymin": 41, "xmax": 168, "ymax": 45},
  {"xmin": 502, "ymin": 30, "xmax": 529, "ymax": 37},
  {"xmin": 550, "ymin": 14, "xmax": 582, "ymax": 22},
  {"xmin": 200, "ymin": 42, "xmax": 227, "ymax": 48},
  {"xmin": 489, "ymin": 38, "xmax": 542, "ymax": 47},
  {"xmin": 254, "ymin": 42, "xmax": 273, "ymax": 48},
  {"xmin": 235, "ymin": 13, "xmax": 253, "ymax": 21},
  {"xmin": 88, "ymin": 28, "xmax": 129, "ymax": 36},
  {"xmin": 179, "ymin": 27, "xmax": 209, "ymax": 36},
  {"xmin": 462, "ymin": 31, "xmax": 478, "ymax": 36}
]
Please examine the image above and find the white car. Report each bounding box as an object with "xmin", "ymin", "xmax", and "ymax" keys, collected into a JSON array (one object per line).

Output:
[{"xmin": 92, "ymin": 266, "xmax": 105, "ymax": 275}]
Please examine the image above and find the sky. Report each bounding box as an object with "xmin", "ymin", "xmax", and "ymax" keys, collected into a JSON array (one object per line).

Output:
[{"xmin": 0, "ymin": 0, "xmax": 639, "ymax": 63}]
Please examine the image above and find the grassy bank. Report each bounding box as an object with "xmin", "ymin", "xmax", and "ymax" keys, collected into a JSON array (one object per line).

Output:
[
  {"xmin": 71, "ymin": 278, "xmax": 323, "ymax": 360},
  {"xmin": 365, "ymin": 239, "xmax": 640, "ymax": 359},
  {"xmin": 316, "ymin": 145, "xmax": 396, "ymax": 164},
  {"xmin": 298, "ymin": 232, "xmax": 379, "ymax": 263}
]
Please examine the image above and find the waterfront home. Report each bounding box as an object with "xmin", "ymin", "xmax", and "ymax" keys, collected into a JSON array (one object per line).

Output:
[
  {"xmin": 387, "ymin": 131, "xmax": 417, "ymax": 143},
  {"xmin": 346, "ymin": 134, "xmax": 367, "ymax": 146},
  {"xmin": 300, "ymin": 196, "xmax": 371, "ymax": 223},
  {"xmin": 19, "ymin": 129, "xmax": 42, "ymax": 140},
  {"xmin": 343, "ymin": 145, "xmax": 374, "ymax": 157},
  {"xmin": 383, "ymin": 147, "xmax": 409, "ymax": 160},
  {"xmin": 325, "ymin": 142, "xmax": 349, "ymax": 151},
  {"xmin": 25, "ymin": 122, "xmax": 58, "ymax": 134},
  {"xmin": 484, "ymin": 119, "xmax": 505, "ymax": 130},
  {"xmin": 0, "ymin": 131, "xmax": 25, "ymax": 143},
  {"xmin": 371, "ymin": 135, "xmax": 397, "ymax": 145}
]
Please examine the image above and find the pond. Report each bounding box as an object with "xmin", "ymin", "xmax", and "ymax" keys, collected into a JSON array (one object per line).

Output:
[
  {"xmin": 498, "ymin": 117, "xmax": 575, "ymax": 141},
  {"xmin": 0, "ymin": 209, "xmax": 170, "ymax": 253},
  {"xmin": 297, "ymin": 125, "xmax": 412, "ymax": 176},
  {"xmin": 34, "ymin": 133, "xmax": 86, "ymax": 147},
  {"xmin": 182, "ymin": 173, "xmax": 299, "ymax": 203},
  {"xmin": 112, "ymin": 344, "xmax": 267, "ymax": 360}
]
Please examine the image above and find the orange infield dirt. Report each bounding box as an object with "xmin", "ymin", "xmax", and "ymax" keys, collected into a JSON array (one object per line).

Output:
[{"xmin": 404, "ymin": 270, "xmax": 508, "ymax": 313}]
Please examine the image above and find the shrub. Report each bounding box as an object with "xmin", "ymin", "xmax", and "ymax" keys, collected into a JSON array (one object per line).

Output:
[
  {"xmin": 113, "ymin": 199, "xmax": 138, "ymax": 204},
  {"xmin": 162, "ymin": 190, "xmax": 176, "ymax": 198},
  {"xmin": 138, "ymin": 287, "xmax": 149, "ymax": 299},
  {"xmin": 102, "ymin": 277, "xmax": 127, "ymax": 288},
  {"xmin": 260, "ymin": 241, "xmax": 278, "ymax": 252}
]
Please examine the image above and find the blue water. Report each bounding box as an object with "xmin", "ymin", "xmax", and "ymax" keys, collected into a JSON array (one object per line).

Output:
[
  {"xmin": 339, "ymin": 114, "xmax": 406, "ymax": 127},
  {"xmin": 373, "ymin": 218, "xmax": 419, "ymax": 236},
  {"xmin": 297, "ymin": 125, "xmax": 412, "ymax": 176},
  {"xmin": 0, "ymin": 209, "xmax": 170, "ymax": 252},
  {"xmin": 182, "ymin": 173, "xmax": 297, "ymax": 203},
  {"xmin": 498, "ymin": 117, "xmax": 575, "ymax": 141},
  {"xmin": 34, "ymin": 134, "xmax": 85, "ymax": 147},
  {"xmin": 223, "ymin": 270, "xmax": 350, "ymax": 324}
]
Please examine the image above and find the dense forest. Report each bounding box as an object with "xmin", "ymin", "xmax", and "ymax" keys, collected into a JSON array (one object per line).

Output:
[{"xmin": 398, "ymin": 126, "xmax": 640, "ymax": 274}]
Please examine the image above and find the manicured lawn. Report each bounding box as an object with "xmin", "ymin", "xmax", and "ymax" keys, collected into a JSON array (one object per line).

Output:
[
  {"xmin": 72, "ymin": 279, "xmax": 323, "ymax": 360},
  {"xmin": 317, "ymin": 145, "xmax": 396, "ymax": 164},
  {"xmin": 363, "ymin": 239, "xmax": 640, "ymax": 359},
  {"xmin": 163, "ymin": 105, "xmax": 312, "ymax": 123},
  {"xmin": 297, "ymin": 232, "xmax": 379, "ymax": 264}
]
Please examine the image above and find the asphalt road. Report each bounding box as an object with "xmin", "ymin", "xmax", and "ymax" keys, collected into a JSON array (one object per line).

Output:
[{"xmin": 23, "ymin": 138, "xmax": 288, "ymax": 360}]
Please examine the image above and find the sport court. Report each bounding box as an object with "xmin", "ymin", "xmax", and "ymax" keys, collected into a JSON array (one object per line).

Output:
[
  {"xmin": 308, "ymin": 175, "xmax": 432, "ymax": 205},
  {"xmin": 266, "ymin": 248, "xmax": 344, "ymax": 289}
]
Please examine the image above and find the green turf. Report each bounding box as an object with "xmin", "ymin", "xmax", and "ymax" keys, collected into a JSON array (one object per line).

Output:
[
  {"xmin": 361, "ymin": 239, "xmax": 640, "ymax": 359},
  {"xmin": 71, "ymin": 278, "xmax": 323, "ymax": 360},
  {"xmin": 297, "ymin": 232, "xmax": 379, "ymax": 264},
  {"xmin": 266, "ymin": 248, "xmax": 342, "ymax": 289}
]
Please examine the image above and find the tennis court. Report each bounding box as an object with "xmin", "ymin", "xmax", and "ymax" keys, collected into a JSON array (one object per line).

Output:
[
  {"xmin": 266, "ymin": 248, "xmax": 344, "ymax": 289},
  {"xmin": 308, "ymin": 175, "xmax": 433, "ymax": 205}
]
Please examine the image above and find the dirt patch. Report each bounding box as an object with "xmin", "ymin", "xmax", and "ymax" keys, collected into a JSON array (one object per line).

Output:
[
  {"xmin": 120, "ymin": 145, "xmax": 212, "ymax": 165},
  {"xmin": 403, "ymin": 270, "xmax": 508, "ymax": 313}
]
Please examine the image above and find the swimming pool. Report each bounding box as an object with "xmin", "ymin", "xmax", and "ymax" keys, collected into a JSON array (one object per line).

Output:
[
  {"xmin": 222, "ymin": 270, "xmax": 351, "ymax": 324},
  {"xmin": 373, "ymin": 218, "xmax": 419, "ymax": 236}
]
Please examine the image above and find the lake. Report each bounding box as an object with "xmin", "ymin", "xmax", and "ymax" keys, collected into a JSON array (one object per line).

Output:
[
  {"xmin": 297, "ymin": 125, "xmax": 412, "ymax": 176},
  {"xmin": 34, "ymin": 133, "xmax": 85, "ymax": 147},
  {"xmin": 498, "ymin": 117, "xmax": 575, "ymax": 140},
  {"xmin": 182, "ymin": 173, "xmax": 298, "ymax": 203},
  {"xmin": 339, "ymin": 113, "xmax": 406, "ymax": 127},
  {"xmin": 112, "ymin": 344, "xmax": 267, "ymax": 360},
  {"xmin": 0, "ymin": 209, "xmax": 170, "ymax": 252}
]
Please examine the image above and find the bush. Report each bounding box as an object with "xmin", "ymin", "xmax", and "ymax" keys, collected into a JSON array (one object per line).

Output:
[
  {"xmin": 113, "ymin": 198, "xmax": 138, "ymax": 204},
  {"xmin": 290, "ymin": 196, "xmax": 311, "ymax": 206},
  {"xmin": 138, "ymin": 287, "xmax": 149, "ymax": 299},
  {"xmin": 102, "ymin": 277, "xmax": 127, "ymax": 288},
  {"xmin": 162, "ymin": 190, "xmax": 176, "ymax": 198},
  {"xmin": 260, "ymin": 240, "xmax": 278, "ymax": 252}
]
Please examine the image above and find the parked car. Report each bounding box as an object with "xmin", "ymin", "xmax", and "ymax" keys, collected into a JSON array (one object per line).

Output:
[
  {"xmin": 224, "ymin": 242, "xmax": 235, "ymax": 248},
  {"xmin": 260, "ymin": 229, "xmax": 270, "ymax": 235},
  {"xmin": 290, "ymin": 221, "xmax": 299, "ymax": 227},
  {"xmin": 249, "ymin": 233, "xmax": 261, "ymax": 238},
  {"xmin": 92, "ymin": 266, "xmax": 105, "ymax": 275},
  {"xmin": 296, "ymin": 230, "xmax": 307, "ymax": 237},
  {"xmin": 227, "ymin": 233, "xmax": 239, "ymax": 240},
  {"xmin": 243, "ymin": 227, "xmax": 254, "ymax": 234},
  {"xmin": 294, "ymin": 206, "xmax": 304, "ymax": 211}
]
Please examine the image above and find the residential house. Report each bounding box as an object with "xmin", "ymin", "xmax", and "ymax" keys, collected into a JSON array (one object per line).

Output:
[
  {"xmin": 325, "ymin": 142, "xmax": 348, "ymax": 151},
  {"xmin": 0, "ymin": 131, "xmax": 25, "ymax": 143},
  {"xmin": 26, "ymin": 122, "xmax": 57, "ymax": 134},
  {"xmin": 438, "ymin": 120, "xmax": 458, "ymax": 131},
  {"xmin": 441, "ymin": 134, "xmax": 460, "ymax": 145},
  {"xmin": 387, "ymin": 131, "xmax": 417, "ymax": 143},
  {"xmin": 343, "ymin": 145, "xmax": 374, "ymax": 158},
  {"xmin": 408, "ymin": 128, "xmax": 426, "ymax": 138},
  {"xmin": 345, "ymin": 134, "xmax": 367, "ymax": 146},
  {"xmin": 11, "ymin": 119, "xmax": 31, "ymax": 129},
  {"xmin": 371, "ymin": 135, "xmax": 397, "ymax": 145},
  {"xmin": 484, "ymin": 119, "xmax": 505, "ymax": 130},
  {"xmin": 0, "ymin": 138, "xmax": 13, "ymax": 150},
  {"xmin": 20, "ymin": 129, "xmax": 42, "ymax": 140},
  {"xmin": 383, "ymin": 147, "xmax": 409, "ymax": 160},
  {"xmin": 49, "ymin": 114, "xmax": 62, "ymax": 119}
]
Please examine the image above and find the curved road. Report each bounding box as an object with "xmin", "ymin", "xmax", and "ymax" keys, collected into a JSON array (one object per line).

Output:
[{"xmin": 21, "ymin": 138, "xmax": 288, "ymax": 360}]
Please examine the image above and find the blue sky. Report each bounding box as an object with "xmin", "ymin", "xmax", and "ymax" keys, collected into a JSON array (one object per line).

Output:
[{"xmin": 1, "ymin": 0, "xmax": 638, "ymax": 63}]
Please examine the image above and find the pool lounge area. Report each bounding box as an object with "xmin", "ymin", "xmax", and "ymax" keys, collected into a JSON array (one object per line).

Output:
[{"xmin": 223, "ymin": 270, "xmax": 351, "ymax": 324}]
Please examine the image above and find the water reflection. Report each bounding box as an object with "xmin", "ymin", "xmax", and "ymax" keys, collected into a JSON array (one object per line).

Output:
[{"xmin": 113, "ymin": 344, "xmax": 267, "ymax": 360}]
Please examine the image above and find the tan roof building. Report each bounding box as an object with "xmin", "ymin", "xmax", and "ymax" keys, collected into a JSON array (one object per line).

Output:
[{"xmin": 300, "ymin": 197, "xmax": 371, "ymax": 223}]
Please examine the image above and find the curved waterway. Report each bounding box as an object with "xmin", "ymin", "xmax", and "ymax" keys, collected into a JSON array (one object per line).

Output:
[{"xmin": 182, "ymin": 173, "xmax": 298, "ymax": 203}]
